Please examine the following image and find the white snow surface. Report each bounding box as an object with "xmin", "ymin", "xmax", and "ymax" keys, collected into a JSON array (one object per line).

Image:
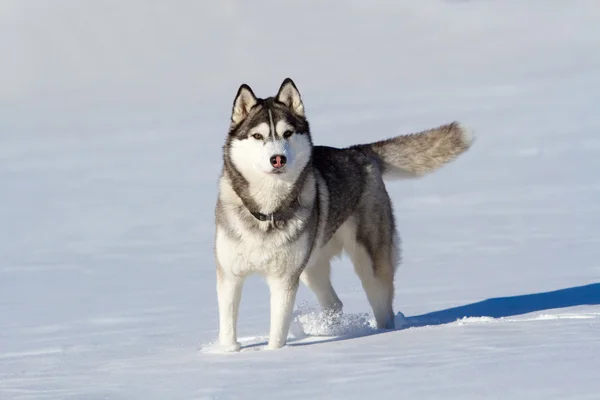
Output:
[{"xmin": 2, "ymin": 1, "xmax": 600, "ymax": 399}]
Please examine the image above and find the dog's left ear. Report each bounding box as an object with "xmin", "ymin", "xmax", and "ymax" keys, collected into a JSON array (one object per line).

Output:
[{"xmin": 276, "ymin": 78, "xmax": 304, "ymax": 117}]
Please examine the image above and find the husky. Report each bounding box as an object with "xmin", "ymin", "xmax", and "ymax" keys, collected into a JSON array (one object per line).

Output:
[{"xmin": 213, "ymin": 78, "xmax": 473, "ymax": 351}]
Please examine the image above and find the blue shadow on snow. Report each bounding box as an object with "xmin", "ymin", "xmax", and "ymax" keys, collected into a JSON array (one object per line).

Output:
[
  {"xmin": 287, "ymin": 283, "xmax": 600, "ymax": 348},
  {"xmin": 405, "ymin": 282, "xmax": 600, "ymax": 328}
]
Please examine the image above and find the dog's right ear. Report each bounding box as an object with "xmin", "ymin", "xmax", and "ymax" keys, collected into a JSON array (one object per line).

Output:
[{"xmin": 231, "ymin": 84, "xmax": 258, "ymax": 125}]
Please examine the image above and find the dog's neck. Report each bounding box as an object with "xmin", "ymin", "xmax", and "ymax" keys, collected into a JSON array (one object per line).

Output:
[
  {"xmin": 247, "ymin": 198, "xmax": 301, "ymax": 223},
  {"xmin": 222, "ymin": 162, "xmax": 313, "ymax": 223}
]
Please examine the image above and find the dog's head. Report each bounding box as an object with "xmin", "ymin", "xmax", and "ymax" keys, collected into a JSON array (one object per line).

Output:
[{"xmin": 224, "ymin": 78, "xmax": 312, "ymax": 183}]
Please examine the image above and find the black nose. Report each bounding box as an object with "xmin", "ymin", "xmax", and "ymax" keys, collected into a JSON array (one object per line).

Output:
[{"xmin": 270, "ymin": 154, "xmax": 287, "ymax": 168}]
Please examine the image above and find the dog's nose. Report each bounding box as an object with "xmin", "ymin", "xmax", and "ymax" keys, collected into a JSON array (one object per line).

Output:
[{"xmin": 270, "ymin": 154, "xmax": 287, "ymax": 168}]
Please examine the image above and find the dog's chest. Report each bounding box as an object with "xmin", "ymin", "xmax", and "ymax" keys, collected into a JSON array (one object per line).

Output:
[{"xmin": 215, "ymin": 227, "xmax": 311, "ymax": 276}]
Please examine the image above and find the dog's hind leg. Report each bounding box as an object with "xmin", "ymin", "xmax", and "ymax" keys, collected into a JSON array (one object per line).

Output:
[
  {"xmin": 300, "ymin": 257, "xmax": 343, "ymax": 315},
  {"xmin": 266, "ymin": 274, "xmax": 300, "ymax": 349},
  {"xmin": 349, "ymin": 243, "xmax": 396, "ymax": 329},
  {"xmin": 340, "ymin": 217, "xmax": 397, "ymax": 330}
]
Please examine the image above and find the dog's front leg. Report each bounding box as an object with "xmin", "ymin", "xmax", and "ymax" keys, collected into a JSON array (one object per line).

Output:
[
  {"xmin": 216, "ymin": 267, "xmax": 244, "ymax": 352},
  {"xmin": 266, "ymin": 275, "xmax": 300, "ymax": 349}
]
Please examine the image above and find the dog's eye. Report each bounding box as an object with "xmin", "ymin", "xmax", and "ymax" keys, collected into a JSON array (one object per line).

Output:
[
  {"xmin": 252, "ymin": 133, "xmax": 263, "ymax": 140},
  {"xmin": 282, "ymin": 130, "xmax": 293, "ymax": 138}
]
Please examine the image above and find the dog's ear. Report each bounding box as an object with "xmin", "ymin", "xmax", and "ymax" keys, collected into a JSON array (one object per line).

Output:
[
  {"xmin": 276, "ymin": 78, "xmax": 304, "ymax": 117},
  {"xmin": 231, "ymin": 84, "xmax": 258, "ymax": 125}
]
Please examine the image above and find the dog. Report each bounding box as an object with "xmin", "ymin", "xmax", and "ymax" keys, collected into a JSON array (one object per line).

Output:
[{"xmin": 213, "ymin": 78, "xmax": 473, "ymax": 351}]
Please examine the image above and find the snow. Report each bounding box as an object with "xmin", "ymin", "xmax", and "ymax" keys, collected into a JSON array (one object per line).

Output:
[{"xmin": 1, "ymin": 1, "xmax": 600, "ymax": 399}]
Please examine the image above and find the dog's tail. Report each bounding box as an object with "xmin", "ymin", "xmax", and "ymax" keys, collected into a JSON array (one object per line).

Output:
[{"xmin": 355, "ymin": 121, "xmax": 474, "ymax": 179}]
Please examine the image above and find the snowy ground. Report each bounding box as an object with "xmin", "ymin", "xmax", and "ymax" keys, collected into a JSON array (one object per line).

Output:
[{"xmin": 2, "ymin": 1, "xmax": 600, "ymax": 399}]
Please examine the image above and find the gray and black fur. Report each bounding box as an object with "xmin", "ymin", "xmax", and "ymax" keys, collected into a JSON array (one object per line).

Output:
[{"xmin": 213, "ymin": 78, "xmax": 474, "ymax": 351}]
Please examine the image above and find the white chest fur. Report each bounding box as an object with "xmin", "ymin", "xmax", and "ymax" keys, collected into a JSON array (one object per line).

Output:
[
  {"xmin": 215, "ymin": 226, "xmax": 311, "ymax": 277},
  {"xmin": 215, "ymin": 171, "xmax": 320, "ymax": 277}
]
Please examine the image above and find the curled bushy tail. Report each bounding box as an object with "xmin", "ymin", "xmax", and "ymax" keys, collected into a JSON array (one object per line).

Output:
[{"xmin": 356, "ymin": 121, "xmax": 474, "ymax": 179}]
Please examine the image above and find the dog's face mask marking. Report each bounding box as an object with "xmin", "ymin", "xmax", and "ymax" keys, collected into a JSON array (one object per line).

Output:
[{"xmin": 226, "ymin": 79, "xmax": 312, "ymax": 183}]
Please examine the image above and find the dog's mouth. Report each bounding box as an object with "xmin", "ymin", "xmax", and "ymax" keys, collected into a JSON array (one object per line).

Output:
[{"xmin": 269, "ymin": 168, "xmax": 286, "ymax": 175}]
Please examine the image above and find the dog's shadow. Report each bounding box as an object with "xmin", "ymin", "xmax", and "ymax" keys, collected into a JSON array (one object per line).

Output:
[{"xmin": 285, "ymin": 283, "xmax": 600, "ymax": 348}]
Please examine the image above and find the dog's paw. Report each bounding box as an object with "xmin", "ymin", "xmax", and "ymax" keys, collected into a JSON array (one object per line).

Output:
[
  {"xmin": 266, "ymin": 341, "xmax": 286, "ymax": 350},
  {"xmin": 217, "ymin": 341, "xmax": 242, "ymax": 352},
  {"xmin": 199, "ymin": 340, "xmax": 242, "ymax": 354}
]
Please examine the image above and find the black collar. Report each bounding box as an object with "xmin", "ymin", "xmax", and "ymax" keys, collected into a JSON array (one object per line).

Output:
[
  {"xmin": 250, "ymin": 210, "xmax": 284, "ymax": 222},
  {"xmin": 248, "ymin": 198, "xmax": 301, "ymax": 224}
]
